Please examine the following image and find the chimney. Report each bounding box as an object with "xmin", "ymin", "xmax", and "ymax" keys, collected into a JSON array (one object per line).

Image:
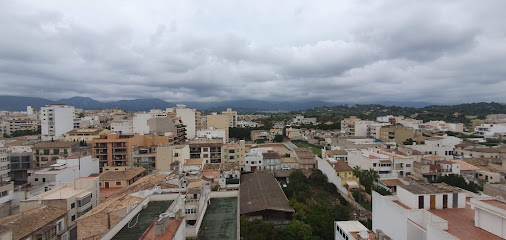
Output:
[{"xmin": 154, "ymin": 218, "xmax": 166, "ymax": 236}]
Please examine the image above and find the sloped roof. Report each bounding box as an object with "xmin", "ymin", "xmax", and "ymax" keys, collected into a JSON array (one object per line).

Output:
[
  {"xmin": 240, "ymin": 172, "xmax": 294, "ymax": 215},
  {"xmin": 184, "ymin": 159, "xmax": 203, "ymax": 166},
  {"xmin": 451, "ymin": 160, "xmax": 479, "ymax": 171},
  {"xmin": 33, "ymin": 141, "xmax": 79, "ymax": 149},
  {"xmin": 0, "ymin": 206, "xmax": 66, "ymax": 240},
  {"xmin": 281, "ymin": 157, "xmax": 298, "ymax": 163},
  {"xmin": 331, "ymin": 160, "xmax": 353, "ymax": 172},
  {"xmin": 326, "ymin": 150, "xmax": 348, "ymax": 156},
  {"xmin": 99, "ymin": 167, "xmax": 145, "ymax": 181},
  {"xmin": 262, "ymin": 152, "xmax": 281, "ymax": 159}
]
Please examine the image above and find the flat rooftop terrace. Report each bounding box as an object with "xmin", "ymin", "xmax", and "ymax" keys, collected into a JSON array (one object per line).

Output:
[
  {"xmin": 428, "ymin": 201, "xmax": 502, "ymax": 240},
  {"xmin": 31, "ymin": 186, "xmax": 88, "ymax": 199},
  {"xmin": 191, "ymin": 197, "xmax": 237, "ymax": 240},
  {"xmin": 112, "ymin": 200, "xmax": 173, "ymax": 240}
]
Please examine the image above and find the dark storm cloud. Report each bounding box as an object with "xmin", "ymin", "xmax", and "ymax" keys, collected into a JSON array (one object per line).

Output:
[{"xmin": 0, "ymin": 0, "xmax": 505, "ymax": 104}]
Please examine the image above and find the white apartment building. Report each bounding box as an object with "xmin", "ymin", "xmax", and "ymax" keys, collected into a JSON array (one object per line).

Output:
[
  {"xmin": 170, "ymin": 105, "xmax": 199, "ymax": 139},
  {"xmin": 373, "ymin": 184, "xmax": 506, "ymax": 239},
  {"xmin": 397, "ymin": 118, "xmax": 426, "ymax": 131},
  {"xmin": 245, "ymin": 148, "xmax": 263, "ymax": 172},
  {"xmin": 133, "ymin": 111, "xmax": 167, "ymax": 135},
  {"xmin": 348, "ymin": 148, "xmax": 415, "ymax": 178},
  {"xmin": 262, "ymin": 151, "xmax": 282, "ymax": 170},
  {"xmin": 335, "ymin": 221, "xmax": 375, "ymax": 240},
  {"xmin": 74, "ymin": 116, "xmax": 99, "ymax": 129},
  {"xmin": 367, "ymin": 123, "xmax": 390, "ymax": 139},
  {"xmin": 292, "ymin": 115, "xmax": 317, "ymax": 125},
  {"xmin": 110, "ymin": 120, "xmax": 134, "ymax": 134},
  {"xmin": 377, "ymin": 115, "xmax": 394, "ymax": 123},
  {"xmin": 41, "ymin": 104, "xmax": 75, "ymax": 141},
  {"xmin": 426, "ymin": 121, "xmax": 464, "ymax": 133},
  {"xmin": 406, "ymin": 136, "xmax": 462, "ymax": 160},
  {"xmin": 347, "ymin": 150, "xmax": 396, "ymax": 178},
  {"xmin": 196, "ymin": 128, "xmax": 227, "ymax": 143},
  {"xmin": 474, "ymin": 123, "xmax": 506, "ymax": 138},
  {"xmin": 27, "ymin": 155, "xmax": 99, "ymax": 193}
]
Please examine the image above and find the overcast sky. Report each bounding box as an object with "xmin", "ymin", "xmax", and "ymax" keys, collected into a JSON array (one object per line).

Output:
[{"xmin": 1, "ymin": 1, "xmax": 505, "ymax": 104}]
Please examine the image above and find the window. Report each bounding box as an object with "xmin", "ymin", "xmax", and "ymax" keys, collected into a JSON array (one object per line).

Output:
[
  {"xmin": 42, "ymin": 178, "xmax": 46, "ymax": 183},
  {"xmin": 36, "ymin": 150, "xmax": 39, "ymax": 155},
  {"xmin": 373, "ymin": 163, "xmax": 377, "ymax": 167},
  {"xmin": 0, "ymin": 191, "xmax": 7, "ymax": 197},
  {"xmin": 43, "ymin": 149, "xmax": 50, "ymax": 155},
  {"xmin": 64, "ymin": 149, "xmax": 67, "ymax": 154},
  {"xmin": 56, "ymin": 219, "xmax": 64, "ymax": 233},
  {"xmin": 71, "ymin": 203, "xmax": 75, "ymax": 209},
  {"xmin": 116, "ymin": 182, "xmax": 121, "ymax": 185},
  {"xmin": 418, "ymin": 196, "xmax": 424, "ymax": 209},
  {"xmin": 35, "ymin": 178, "xmax": 39, "ymax": 182},
  {"xmin": 71, "ymin": 215, "xmax": 76, "ymax": 221},
  {"xmin": 53, "ymin": 149, "xmax": 59, "ymax": 155},
  {"xmin": 78, "ymin": 194, "xmax": 92, "ymax": 207},
  {"xmin": 406, "ymin": 164, "xmax": 411, "ymax": 167}
]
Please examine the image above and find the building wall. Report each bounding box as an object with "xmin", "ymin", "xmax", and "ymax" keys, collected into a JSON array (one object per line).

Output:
[
  {"xmin": 206, "ymin": 115, "xmax": 229, "ymax": 139},
  {"xmin": 222, "ymin": 108, "xmax": 237, "ymax": 128},
  {"xmin": 110, "ymin": 121, "xmax": 133, "ymax": 134},
  {"xmin": 372, "ymin": 191, "xmax": 409, "ymax": 240},
  {"xmin": 41, "ymin": 105, "xmax": 75, "ymax": 141},
  {"xmin": 176, "ymin": 107, "xmax": 197, "ymax": 139},
  {"xmin": 379, "ymin": 125, "xmax": 415, "ymax": 144},
  {"xmin": 155, "ymin": 145, "xmax": 190, "ymax": 171},
  {"xmin": 483, "ymin": 184, "xmax": 506, "ymax": 199},
  {"xmin": 222, "ymin": 141, "xmax": 245, "ymax": 166},
  {"xmin": 66, "ymin": 129, "xmax": 110, "ymax": 143},
  {"xmin": 474, "ymin": 207, "xmax": 506, "ymax": 239},
  {"xmin": 197, "ymin": 129, "xmax": 227, "ymax": 143},
  {"xmin": 133, "ymin": 113, "xmax": 156, "ymax": 135}
]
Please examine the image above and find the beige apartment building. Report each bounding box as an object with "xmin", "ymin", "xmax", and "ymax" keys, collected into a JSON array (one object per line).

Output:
[
  {"xmin": 222, "ymin": 108, "xmax": 238, "ymax": 128},
  {"xmin": 379, "ymin": 124, "xmax": 415, "ymax": 144},
  {"xmin": 0, "ymin": 148, "xmax": 9, "ymax": 182},
  {"xmin": 92, "ymin": 133, "xmax": 145, "ymax": 170},
  {"xmin": 190, "ymin": 138, "xmax": 223, "ymax": 163},
  {"xmin": 155, "ymin": 144, "xmax": 190, "ymax": 171},
  {"xmin": 20, "ymin": 177, "xmax": 100, "ymax": 239},
  {"xmin": 65, "ymin": 128, "xmax": 110, "ymax": 143},
  {"xmin": 1, "ymin": 117, "xmax": 39, "ymax": 136},
  {"xmin": 32, "ymin": 141, "xmax": 81, "ymax": 168},
  {"xmin": 222, "ymin": 140, "xmax": 246, "ymax": 166},
  {"xmin": 206, "ymin": 114, "xmax": 230, "ymax": 141},
  {"xmin": 294, "ymin": 148, "xmax": 316, "ymax": 169}
]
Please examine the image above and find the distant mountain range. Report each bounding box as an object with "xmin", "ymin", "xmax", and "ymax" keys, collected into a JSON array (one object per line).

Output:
[{"xmin": 0, "ymin": 95, "xmax": 434, "ymax": 112}]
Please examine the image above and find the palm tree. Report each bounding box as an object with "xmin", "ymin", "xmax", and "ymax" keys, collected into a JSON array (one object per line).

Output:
[
  {"xmin": 368, "ymin": 168, "xmax": 380, "ymax": 193},
  {"xmin": 352, "ymin": 166, "xmax": 362, "ymax": 181}
]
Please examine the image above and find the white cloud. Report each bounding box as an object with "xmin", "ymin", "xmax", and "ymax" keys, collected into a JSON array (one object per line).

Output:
[{"xmin": 0, "ymin": 0, "xmax": 505, "ymax": 104}]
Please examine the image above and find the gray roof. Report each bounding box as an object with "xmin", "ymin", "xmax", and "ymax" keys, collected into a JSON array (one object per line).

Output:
[
  {"xmin": 240, "ymin": 172, "xmax": 294, "ymax": 215},
  {"xmin": 399, "ymin": 183, "xmax": 462, "ymax": 194}
]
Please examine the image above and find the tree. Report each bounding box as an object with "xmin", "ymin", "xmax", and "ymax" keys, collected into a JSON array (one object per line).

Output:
[
  {"xmin": 403, "ymin": 138, "xmax": 414, "ymax": 145},
  {"xmin": 274, "ymin": 134, "xmax": 284, "ymax": 142},
  {"xmin": 240, "ymin": 217, "xmax": 279, "ymax": 240},
  {"xmin": 352, "ymin": 166, "xmax": 362, "ymax": 180},
  {"xmin": 286, "ymin": 220, "xmax": 312, "ymax": 240}
]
